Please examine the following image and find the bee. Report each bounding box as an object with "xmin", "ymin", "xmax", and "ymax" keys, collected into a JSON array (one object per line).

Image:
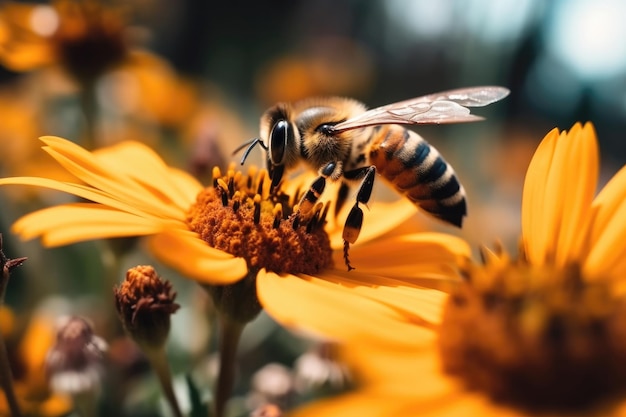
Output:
[{"xmin": 236, "ymin": 86, "xmax": 509, "ymax": 270}]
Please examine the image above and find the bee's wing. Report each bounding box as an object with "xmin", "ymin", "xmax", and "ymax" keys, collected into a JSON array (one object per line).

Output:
[{"xmin": 332, "ymin": 86, "xmax": 509, "ymax": 132}]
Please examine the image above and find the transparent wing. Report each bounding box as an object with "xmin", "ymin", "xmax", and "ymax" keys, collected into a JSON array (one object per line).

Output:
[{"xmin": 332, "ymin": 86, "xmax": 509, "ymax": 132}]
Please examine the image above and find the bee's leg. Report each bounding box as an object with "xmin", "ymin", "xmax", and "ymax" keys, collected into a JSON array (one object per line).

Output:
[
  {"xmin": 341, "ymin": 166, "xmax": 376, "ymax": 271},
  {"xmin": 297, "ymin": 161, "xmax": 342, "ymax": 216}
]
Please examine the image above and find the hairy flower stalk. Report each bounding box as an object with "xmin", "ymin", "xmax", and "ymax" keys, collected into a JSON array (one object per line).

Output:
[{"xmin": 114, "ymin": 265, "xmax": 182, "ymax": 417}]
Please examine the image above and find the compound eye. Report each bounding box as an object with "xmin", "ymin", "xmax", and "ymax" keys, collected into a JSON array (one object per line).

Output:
[{"xmin": 269, "ymin": 119, "xmax": 291, "ymax": 165}]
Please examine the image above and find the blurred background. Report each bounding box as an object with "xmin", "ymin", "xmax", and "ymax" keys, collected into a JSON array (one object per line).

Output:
[{"xmin": 0, "ymin": 0, "xmax": 625, "ymax": 415}]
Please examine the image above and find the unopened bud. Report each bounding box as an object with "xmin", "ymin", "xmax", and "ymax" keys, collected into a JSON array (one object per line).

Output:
[{"xmin": 114, "ymin": 265, "xmax": 180, "ymax": 350}]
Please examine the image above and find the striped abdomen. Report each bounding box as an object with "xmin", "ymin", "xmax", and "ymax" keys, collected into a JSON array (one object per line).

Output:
[{"xmin": 368, "ymin": 125, "xmax": 467, "ymax": 227}]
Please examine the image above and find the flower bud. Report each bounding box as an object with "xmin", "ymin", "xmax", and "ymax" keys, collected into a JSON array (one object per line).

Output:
[{"xmin": 114, "ymin": 265, "xmax": 180, "ymax": 350}]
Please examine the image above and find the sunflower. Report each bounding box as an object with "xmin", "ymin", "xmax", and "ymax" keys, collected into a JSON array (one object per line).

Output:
[
  {"xmin": 292, "ymin": 122, "xmax": 626, "ymax": 416},
  {"xmin": 0, "ymin": 136, "xmax": 469, "ymax": 341}
]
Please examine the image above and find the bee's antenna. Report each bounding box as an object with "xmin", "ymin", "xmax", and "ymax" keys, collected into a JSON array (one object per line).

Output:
[{"xmin": 232, "ymin": 138, "xmax": 267, "ymax": 165}]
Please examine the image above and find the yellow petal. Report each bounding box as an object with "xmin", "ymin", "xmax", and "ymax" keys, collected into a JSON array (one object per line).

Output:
[
  {"xmin": 11, "ymin": 203, "xmax": 170, "ymax": 246},
  {"xmin": 92, "ymin": 139, "xmax": 203, "ymax": 208},
  {"xmin": 553, "ymin": 122, "xmax": 598, "ymax": 264},
  {"xmin": 257, "ymin": 270, "xmax": 441, "ymax": 344},
  {"xmin": 340, "ymin": 233, "xmax": 470, "ymax": 288},
  {"xmin": 40, "ymin": 137, "xmax": 185, "ymax": 219},
  {"xmin": 328, "ymin": 198, "xmax": 419, "ymax": 249},
  {"xmin": 522, "ymin": 128, "xmax": 559, "ymax": 265},
  {"xmin": 585, "ymin": 164, "xmax": 626, "ymax": 279},
  {"xmin": 146, "ymin": 230, "xmax": 248, "ymax": 284},
  {"xmin": 309, "ymin": 269, "xmax": 449, "ymax": 326},
  {"xmin": 167, "ymin": 167, "xmax": 205, "ymax": 207},
  {"xmin": 0, "ymin": 177, "xmax": 176, "ymax": 220},
  {"xmin": 522, "ymin": 123, "xmax": 598, "ymax": 267}
]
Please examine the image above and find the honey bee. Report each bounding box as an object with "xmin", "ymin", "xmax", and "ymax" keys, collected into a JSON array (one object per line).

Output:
[{"xmin": 236, "ymin": 86, "xmax": 509, "ymax": 270}]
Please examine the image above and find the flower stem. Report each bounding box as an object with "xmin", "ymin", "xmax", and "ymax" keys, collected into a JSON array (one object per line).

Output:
[
  {"xmin": 0, "ymin": 235, "xmax": 25, "ymax": 417},
  {"xmin": 0, "ymin": 330, "xmax": 20, "ymax": 417},
  {"xmin": 79, "ymin": 81, "xmax": 98, "ymax": 149},
  {"xmin": 214, "ymin": 316, "xmax": 244, "ymax": 417},
  {"xmin": 145, "ymin": 347, "xmax": 183, "ymax": 417}
]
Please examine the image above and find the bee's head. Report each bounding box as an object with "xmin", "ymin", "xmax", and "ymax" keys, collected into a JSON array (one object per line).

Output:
[
  {"xmin": 254, "ymin": 104, "xmax": 298, "ymax": 187},
  {"xmin": 260, "ymin": 104, "xmax": 299, "ymax": 166}
]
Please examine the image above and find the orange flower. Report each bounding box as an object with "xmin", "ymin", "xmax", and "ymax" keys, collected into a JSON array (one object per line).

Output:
[
  {"xmin": 0, "ymin": 0, "xmax": 201, "ymax": 133},
  {"xmin": 0, "ymin": 0, "xmax": 127, "ymax": 80},
  {"xmin": 292, "ymin": 122, "xmax": 626, "ymax": 416},
  {"xmin": 0, "ymin": 136, "xmax": 469, "ymax": 341}
]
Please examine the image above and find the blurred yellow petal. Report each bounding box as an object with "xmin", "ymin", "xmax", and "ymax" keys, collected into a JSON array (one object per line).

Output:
[
  {"xmin": 258, "ymin": 270, "xmax": 439, "ymax": 344},
  {"xmin": 19, "ymin": 313, "xmax": 55, "ymax": 376},
  {"xmin": 414, "ymin": 393, "xmax": 528, "ymax": 417},
  {"xmin": 39, "ymin": 394, "xmax": 73, "ymax": 417},
  {"xmin": 585, "ymin": 165, "xmax": 626, "ymax": 278},
  {"xmin": 0, "ymin": 42, "xmax": 55, "ymax": 70},
  {"xmin": 341, "ymin": 345, "xmax": 457, "ymax": 396},
  {"xmin": 147, "ymin": 230, "xmax": 248, "ymax": 284},
  {"xmin": 292, "ymin": 390, "xmax": 408, "ymax": 417},
  {"xmin": 113, "ymin": 51, "xmax": 200, "ymax": 128}
]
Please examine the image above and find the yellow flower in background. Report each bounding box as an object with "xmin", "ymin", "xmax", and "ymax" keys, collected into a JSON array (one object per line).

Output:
[
  {"xmin": 0, "ymin": 0, "xmax": 203, "ymax": 136},
  {"xmin": 521, "ymin": 122, "xmax": 626, "ymax": 281},
  {"xmin": 292, "ymin": 122, "xmax": 626, "ymax": 416},
  {"xmin": 0, "ymin": 0, "xmax": 127, "ymax": 80},
  {"xmin": 0, "ymin": 136, "xmax": 468, "ymax": 340},
  {"xmin": 0, "ymin": 306, "xmax": 72, "ymax": 416},
  {"xmin": 254, "ymin": 37, "xmax": 374, "ymax": 105}
]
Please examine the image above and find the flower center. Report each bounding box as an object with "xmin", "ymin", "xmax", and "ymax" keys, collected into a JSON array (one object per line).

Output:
[
  {"xmin": 186, "ymin": 166, "xmax": 333, "ymax": 275},
  {"xmin": 438, "ymin": 252, "xmax": 626, "ymax": 412}
]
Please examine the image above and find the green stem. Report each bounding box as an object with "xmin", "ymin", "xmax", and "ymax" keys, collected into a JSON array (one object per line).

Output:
[
  {"xmin": 79, "ymin": 81, "xmax": 98, "ymax": 149},
  {"xmin": 214, "ymin": 317, "xmax": 244, "ymax": 417},
  {"xmin": 145, "ymin": 347, "xmax": 183, "ymax": 417}
]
